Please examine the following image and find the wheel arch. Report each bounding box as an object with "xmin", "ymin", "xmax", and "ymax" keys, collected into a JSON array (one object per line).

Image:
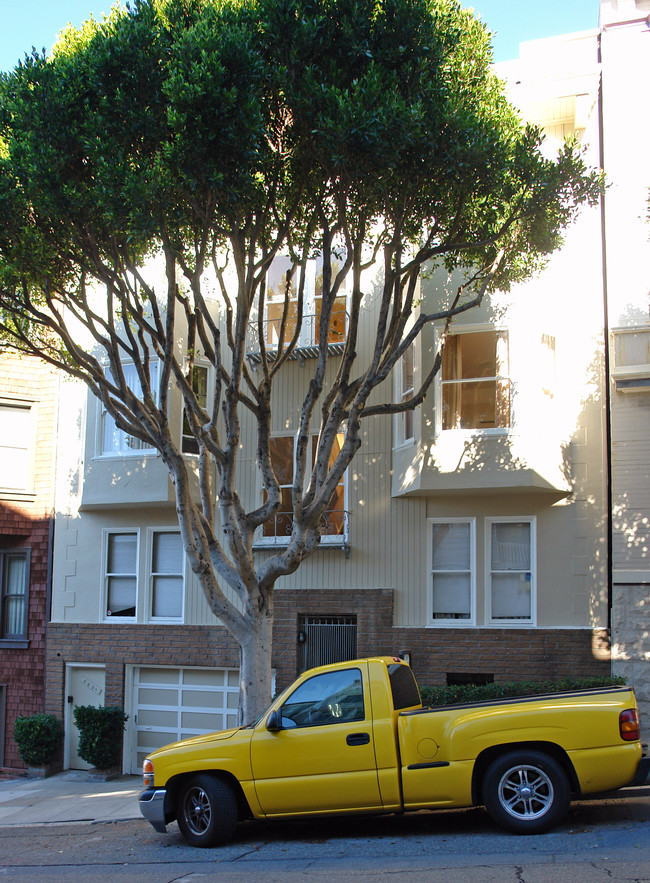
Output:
[
  {"xmin": 471, "ymin": 741, "xmax": 580, "ymax": 806},
  {"xmin": 163, "ymin": 769, "xmax": 252, "ymax": 824}
]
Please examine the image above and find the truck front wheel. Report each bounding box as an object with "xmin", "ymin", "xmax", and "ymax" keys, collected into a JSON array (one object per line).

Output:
[
  {"xmin": 176, "ymin": 774, "xmax": 238, "ymax": 847},
  {"xmin": 482, "ymin": 750, "xmax": 571, "ymax": 834}
]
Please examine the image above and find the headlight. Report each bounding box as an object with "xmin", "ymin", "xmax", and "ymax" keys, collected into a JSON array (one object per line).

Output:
[{"xmin": 143, "ymin": 758, "xmax": 155, "ymax": 788}]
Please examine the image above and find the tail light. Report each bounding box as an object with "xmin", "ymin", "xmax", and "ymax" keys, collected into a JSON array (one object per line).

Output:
[{"xmin": 619, "ymin": 708, "xmax": 640, "ymax": 742}]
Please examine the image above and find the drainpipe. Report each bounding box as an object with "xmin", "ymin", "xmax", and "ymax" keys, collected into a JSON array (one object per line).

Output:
[{"xmin": 597, "ymin": 33, "xmax": 614, "ymax": 637}]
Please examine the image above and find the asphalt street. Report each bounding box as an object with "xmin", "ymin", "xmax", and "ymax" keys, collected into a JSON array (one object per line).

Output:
[{"xmin": 0, "ymin": 777, "xmax": 649, "ymax": 882}]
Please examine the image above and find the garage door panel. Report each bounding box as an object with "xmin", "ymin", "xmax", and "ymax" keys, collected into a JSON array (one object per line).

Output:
[
  {"xmin": 138, "ymin": 708, "xmax": 177, "ymax": 728},
  {"xmin": 139, "ymin": 668, "xmax": 178, "ymax": 684}
]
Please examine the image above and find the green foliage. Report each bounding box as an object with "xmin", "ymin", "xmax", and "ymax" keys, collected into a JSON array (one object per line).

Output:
[
  {"xmin": 419, "ymin": 676, "xmax": 627, "ymax": 708},
  {"xmin": 73, "ymin": 705, "xmax": 128, "ymax": 770},
  {"xmin": 13, "ymin": 714, "xmax": 63, "ymax": 766}
]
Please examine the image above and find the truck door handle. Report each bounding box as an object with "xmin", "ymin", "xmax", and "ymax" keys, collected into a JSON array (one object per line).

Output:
[{"xmin": 346, "ymin": 732, "xmax": 370, "ymax": 746}]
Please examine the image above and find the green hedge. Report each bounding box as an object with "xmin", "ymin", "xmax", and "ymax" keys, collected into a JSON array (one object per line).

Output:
[
  {"xmin": 73, "ymin": 705, "xmax": 128, "ymax": 770},
  {"xmin": 419, "ymin": 676, "xmax": 626, "ymax": 708},
  {"xmin": 14, "ymin": 714, "xmax": 62, "ymax": 766}
]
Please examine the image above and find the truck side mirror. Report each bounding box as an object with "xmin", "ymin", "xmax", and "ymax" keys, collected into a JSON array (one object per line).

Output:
[{"xmin": 266, "ymin": 709, "xmax": 283, "ymax": 731}]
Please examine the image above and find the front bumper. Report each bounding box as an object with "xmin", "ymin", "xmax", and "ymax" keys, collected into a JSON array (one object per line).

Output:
[{"xmin": 139, "ymin": 787, "xmax": 168, "ymax": 833}]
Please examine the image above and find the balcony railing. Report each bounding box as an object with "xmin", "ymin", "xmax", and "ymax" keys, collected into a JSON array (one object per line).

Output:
[
  {"xmin": 253, "ymin": 508, "xmax": 350, "ymax": 555},
  {"xmin": 246, "ymin": 312, "xmax": 348, "ymax": 365}
]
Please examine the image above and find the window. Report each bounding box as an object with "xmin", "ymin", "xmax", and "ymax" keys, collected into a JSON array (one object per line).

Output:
[
  {"xmin": 181, "ymin": 365, "xmax": 209, "ymax": 454},
  {"xmin": 429, "ymin": 519, "xmax": 475, "ymax": 623},
  {"xmin": 150, "ymin": 531, "xmax": 184, "ymax": 620},
  {"xmin": 105, "ymin": 532, "xmax": 138, "ymax": 619},
  {"xmin": 487, "ymin": 519, "xmax": 535, "ymax": 624},
  {"xmin": 100, "ymin": 362, "xmax": 158, "ymax": 455},
  {"xmin": 261, "ymin": 434, "xmax": 346, "ymax": 543},
  {"xmin": 280, "ymin": 668, "xmax": 364, "ymax": 728},
  {"xmin": 395, "ymin": 345, "xmax": 415, "ymax": 446},
  {"xmin": 0, "ymin": 550, "xmax": 30, "ymax": 640},
  {"xmin": 612, "ymin": 326, "xmax": 650, "ymax": 392},
  {"xmin": 441, "ymin": 330, "xmax": 510, "ymax": 430},
  {"xmin": 264, "ymin": 254, "xmax": 347, "ymax": 350},
  {"xmin": 0, "ymin": 403, "xmax": 32, "ymax": 493}
]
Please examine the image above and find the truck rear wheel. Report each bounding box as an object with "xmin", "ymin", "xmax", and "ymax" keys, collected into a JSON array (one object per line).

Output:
[
  {"xmin": 482, "ymin": 750, "xmax": 570, "ymax": 834},
  {"xmin": 176, "ymin": 774, "xmax": 238, "ymax": 847}
]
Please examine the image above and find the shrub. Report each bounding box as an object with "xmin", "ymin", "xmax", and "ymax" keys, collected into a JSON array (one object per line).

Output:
[
  {"xmin": 14, "ymin": 714, "xmax": 62, "ymax": 766},
  {"xmin": 73, "ymin": 705, "xmax": 128, "ymax": 770},
  {"xmin": 419, "ymin": 676, "xmax": 627, "ymax": 708}
]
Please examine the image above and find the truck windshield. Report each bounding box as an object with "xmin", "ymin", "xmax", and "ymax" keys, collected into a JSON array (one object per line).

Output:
[{"xmin": 388, "ymin": 663, "xmax": 421, "ymax": 710}]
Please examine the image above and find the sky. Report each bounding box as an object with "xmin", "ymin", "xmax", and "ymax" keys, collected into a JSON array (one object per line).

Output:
[{"xmin": 0, "ymin": 0, "xmax": 600, "ymax": 73}]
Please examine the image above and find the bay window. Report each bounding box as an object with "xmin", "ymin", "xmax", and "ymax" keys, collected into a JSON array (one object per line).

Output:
[
  {"xmin": 100, "ymin": 362, "xmax": 158, "ymax": 455},
  {"xmin": 441, "ymin": 330, "xmax": 510, "ymax": 430}
]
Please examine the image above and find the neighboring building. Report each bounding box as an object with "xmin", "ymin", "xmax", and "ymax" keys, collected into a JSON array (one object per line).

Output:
[
  {"xmin": 598, "ymin": 0, "xmax": 650, "ymax": 726},
  {"xmin": 495, "ymin": 0, "xmax": 650, "ymax": 731},
  {"xmin": 44, "ymin": 0, "xmax": 648, "ymax": 774},
  {"xmin": 0, "ymin": 353, "xmax": 58, "ymax": 774}
]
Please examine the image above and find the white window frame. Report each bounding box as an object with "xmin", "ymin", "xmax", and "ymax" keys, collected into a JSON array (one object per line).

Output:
[
  {"xmin": 427, "ymin": 517, "xmax": 476, "ymax": 627},
  {"xmin": 438, "ymin": 325, "xmax": 511, "ymax": 435},
  {"xmin": 0, "ymin": 398, "xmax": 35, "ymax": 497},
  {"xmin": 147, "ymin": 528, "xmax": 185, "ymax": 623},
  {"xmin": 103, "ymin": 529, "xmax": 139, "ymax": 622},
  {"xmin": 256, "ymin": 432, "xmax": 348, "ymax": 547},
  {"xmin": 486, "ymin": 516, "xmax": 536, "ymax": 627},
  {"xmin": 394, "ymin": 344, "xmax": 415, "ymax": 448},
  {"xmin": 98, "ymin": 361, "xmax": 159, "ymax": 457}
]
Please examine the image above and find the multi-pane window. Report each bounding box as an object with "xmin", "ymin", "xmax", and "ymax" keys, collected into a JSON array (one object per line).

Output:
[
  {"xmin": 181, "ymin": 365, "xmax": 209, "ymax": 454},
  {"xmin": 441, "ymin": 330, "xmax": 510, "ymax": 430},
  {"xmin": 395, "ymin": 345, "xmax": 415, "ymax": 446},
  {"xmin": 0, "ymin": 403, "xmax": 31, "ymax": 492},
  {"xmin": 150, "ymin": 531, "xmax": 184, "ymax": 620},
  {"xmin": 261, "ymin": 434, "xmax": 346, "ymax": 542},
  {"xmin": 429, "ymin": 519, "xmax": 474, "ymax": 622},
  {"xmin": 101, "ymin": 362, "xmax": 158, "ymax": 455},
  {"xmin": 0, "ymin": 550, "xmax": 30, "ymax": 639},
  {"xmin": 105, "ymin": 532, "xmax": 138, "ymax": 619},
  {"xmin": 488, "ymin": 519, "xmax": 535, "ymax": 623},
  {"xmin": 265, "ymin": 254, "xmax": 347, "ymax": 348}
]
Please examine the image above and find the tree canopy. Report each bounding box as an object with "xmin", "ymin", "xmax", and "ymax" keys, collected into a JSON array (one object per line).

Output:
[{"xmin": 0, "ymin": 0, "xmax": 603, "ymax": 720}]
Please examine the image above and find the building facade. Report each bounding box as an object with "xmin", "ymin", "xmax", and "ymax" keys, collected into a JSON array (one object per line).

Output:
[
  {"xmin": 0, "ymin": 353, "xmax": 59, "ymax": 774},
  {"xmin": 44, "ymin": 0, "xmax": 650, "ymax": 774}
]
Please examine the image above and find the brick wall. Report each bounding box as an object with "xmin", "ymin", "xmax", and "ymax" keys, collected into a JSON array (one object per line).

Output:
[
  {"xmin": 0, "ymin": 354, "xmax": 58, "ymax": 774},
  {"xmin": 45, "ymin": 622, "xmax": 241, "ymax": 717},
  {"xmin": 272, "ymin": 589, "xmax": 610, "ymax": 691}
]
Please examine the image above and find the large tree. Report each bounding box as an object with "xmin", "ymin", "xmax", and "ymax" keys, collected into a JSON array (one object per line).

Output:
[{"xmin": 0, "ymin": 0, "xmax": 601, "ymax": 721}]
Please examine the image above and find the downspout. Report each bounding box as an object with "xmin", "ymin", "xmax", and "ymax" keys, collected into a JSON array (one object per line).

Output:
[{"xmin": 597, "ymin": 32, "xmax": 614, "ymax": 636}]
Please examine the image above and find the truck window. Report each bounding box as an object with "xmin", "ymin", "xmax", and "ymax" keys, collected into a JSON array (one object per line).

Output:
[
  {"xmin": 280, "ymin": 668, "xmax": 365, "ymax": 728},
  {"xmin": 388, "ymin": 663, "xmax": 421, "ymax": 710}
]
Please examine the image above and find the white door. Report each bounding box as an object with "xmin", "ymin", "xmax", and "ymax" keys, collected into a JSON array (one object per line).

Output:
[
  {"xmin": 66, "ymin": 665, "xmax": 105, "ymax": 770},
  {"xmin": 129, "ymin": 666, "xmax": 240, "ymax": 774}
]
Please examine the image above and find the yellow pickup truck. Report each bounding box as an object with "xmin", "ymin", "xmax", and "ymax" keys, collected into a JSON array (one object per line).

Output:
[{"xmin": 139, "ymin": 656, "xmax": 648, "ymax": 847}]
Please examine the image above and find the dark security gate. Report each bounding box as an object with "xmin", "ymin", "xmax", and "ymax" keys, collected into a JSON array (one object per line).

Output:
[{"xmin": 298, "ymin": 615, "xmax": 357, "ymax": 672}]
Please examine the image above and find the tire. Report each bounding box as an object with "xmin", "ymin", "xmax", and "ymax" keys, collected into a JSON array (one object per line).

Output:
[
  {"xmin": 482, "ymin": 750, "xmax": 571, "ymax": 834},
  {"xmin": 176, "ymin": 774, "xmax": 238, "ymax": 847}
]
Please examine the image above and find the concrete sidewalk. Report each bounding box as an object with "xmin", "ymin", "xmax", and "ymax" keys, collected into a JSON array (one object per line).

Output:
[{"xmin": 0, "ymin": 771, "xmax": 142, "ymax": 827}]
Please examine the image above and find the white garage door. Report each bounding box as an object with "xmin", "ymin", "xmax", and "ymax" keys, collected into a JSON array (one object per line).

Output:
[{"xmin": 131, "ymin": 666, "xmax": 240, "ymax": 773}]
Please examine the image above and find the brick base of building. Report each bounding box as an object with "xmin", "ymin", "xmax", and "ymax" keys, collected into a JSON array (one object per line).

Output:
[{"xmin": 43, "ymin": 590, "xmax": 611, "ymax": 750}]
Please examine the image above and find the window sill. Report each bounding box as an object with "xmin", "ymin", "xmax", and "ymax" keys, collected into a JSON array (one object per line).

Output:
[
  {"xmin": 0, "ymin": 638, "xmax": 29, "ymax": 649},
  {"xmin": 0, "ymin": 491, "xmax": 36, "ymax": 504}
]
